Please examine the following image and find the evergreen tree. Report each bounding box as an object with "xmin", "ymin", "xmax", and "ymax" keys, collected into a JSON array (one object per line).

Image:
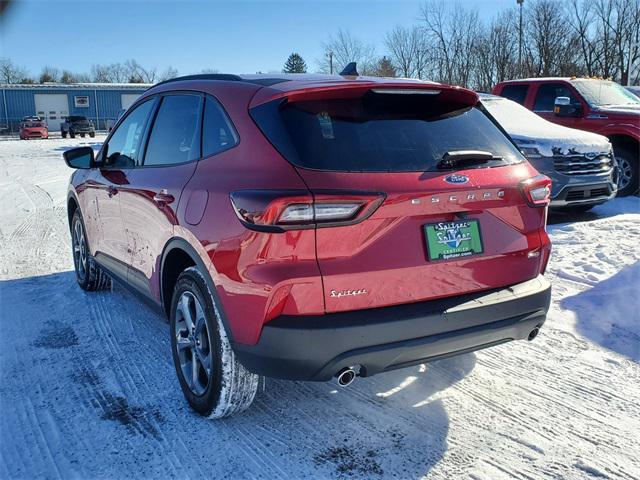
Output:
[
  {"xmin": 283, "ymin": 53, "xmax": 307, "ymax": 73},
  {"xmin": 374, "ymin": 56, "xmax": 397, "ymax": 77}
]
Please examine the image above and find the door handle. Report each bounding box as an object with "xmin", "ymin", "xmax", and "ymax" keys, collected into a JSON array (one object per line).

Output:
[
  {"xmin": 107, "ymin": 186, "xmax": 118, "ymax": 197},
  {"xmin": 153, "ymin": 190, "xmax": 175, "ymax": 205}
]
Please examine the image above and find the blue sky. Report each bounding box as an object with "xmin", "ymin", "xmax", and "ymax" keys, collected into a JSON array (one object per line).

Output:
[{"xmin": 1, "ymin": 0, "xmax": 511, "ymax": 76}]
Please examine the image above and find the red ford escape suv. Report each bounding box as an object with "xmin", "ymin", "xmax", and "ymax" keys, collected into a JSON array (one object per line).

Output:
[{"xmin": 64, "ymin": 73, "xmax": 552, "ymax": 418}]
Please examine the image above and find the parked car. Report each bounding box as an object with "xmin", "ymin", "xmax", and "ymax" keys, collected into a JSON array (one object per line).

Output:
[
  {"xmin": 61, "ymin": 115, "xmax": 96, "ymax": 138},
  {"xmin": 493, "ymin": 77, "xmax": 639, "ymax": 196},
  {"xmin": 63, "ymin": 74, "xmax": 552, "ymax": 418},
  {"xmin": 480, "ymin": 93, "xmax": 617, "ymax": 213},
  {"xmin": 19, "ymin": 116, "xmax": 49, "ymax": 140}
]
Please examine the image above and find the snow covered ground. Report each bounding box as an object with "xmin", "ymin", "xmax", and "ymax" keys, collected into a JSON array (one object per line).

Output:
[{"xmin": 0, "ymin": 136, "xmax": 639, "ymax": 479}]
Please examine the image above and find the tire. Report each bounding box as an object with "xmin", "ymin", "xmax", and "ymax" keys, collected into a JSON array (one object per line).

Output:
[
  {"xmin": 89, "ymin": 132, "xmax": 95, "ymax": 138},
  {"xmin": 170, "ymin": 267, "xmax": 259, "ymax": 418},
  {"xmin": 80, "ymin": 133, "xmax": 85, "ymax": 138},
  {"xmin": 70, "ymin": 210, "xmax": 111, "ymax": 291},
  {"xmin": 61, "ymin": 131, "xmax": 67, "ymax": 138},
  {"xmin": 615, "ymin": 146, "xmax": 639, "ymax": 196},
  {"xmin": 70, "ymin": 131, "xmax": 76, "ymax": 139}
]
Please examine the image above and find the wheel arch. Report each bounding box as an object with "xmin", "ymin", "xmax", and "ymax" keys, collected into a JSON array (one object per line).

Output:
[
  {"xmin": 608, "ymin": 134, "xmax": 639, "ymax": 156},
  {"xmin": 67, "ymin": 192, "xmax": 79, "ymax": 229},
  {"xmin": 159, "ymin": 238, "xmax": 234, "ymax": 340}
]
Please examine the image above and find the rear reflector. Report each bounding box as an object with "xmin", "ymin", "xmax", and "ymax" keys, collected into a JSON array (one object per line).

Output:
[
  {"xmin": 230, "ymin": 190, "xmax": 384, "ymax": 232},
  {"xmin": 520, "ymin": 175, "xmax": 552, "ymax": 207}
]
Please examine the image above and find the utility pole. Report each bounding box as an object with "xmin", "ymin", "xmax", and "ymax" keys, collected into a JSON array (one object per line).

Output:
[
  {"xmin": 517, "ymin": 0, "xmax": 524, "ymax": 75},
  {"xmin": 328, "ymin": 50, "xmax": 334, "ymax": 75}
]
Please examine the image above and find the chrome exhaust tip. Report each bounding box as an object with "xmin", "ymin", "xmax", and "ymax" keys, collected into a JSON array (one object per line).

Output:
[
  {"xmin": 336, "ymin": 367, "xmax": 357, "ymax": 387},
  {"xmin": 528, "ymin": 327, "xmax": 540, "ymax": 341}
]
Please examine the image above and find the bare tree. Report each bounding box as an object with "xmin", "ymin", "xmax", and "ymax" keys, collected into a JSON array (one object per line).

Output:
[
  {"xmin": 474, "ymin": 11, "xmax": 520, "ymax": 91},
  {"xmin": 568, "ymin": 0, "xmax": 599, "ymax": 77},
  {"xmin": 91, "ymin": 63, "xmax": 129, "ymax": 83},
  {"xmin": 318, "ymin": 29, "xmax": 377, "ymax": 75},
  {"xmin": 39, "ymin": 65, "xmax": 60, "ymax": 83},
  {"xmin": 158, "ymin": 66, "xmax": 178, "ymax": 82},
  {"xmin": 385, "ymin": 25, "xmax": 429, "ymax": 78},
  {"xmin": 419, "ymin": 1, "xmax": 482, "ymax": 87},
  {"xmin": 124, "ymin": 59, "xmax": 157, "ymax": 83},
  {"xmin": 601, "ymin": 0, "xmax": 640, "ymax": 84},
  {"xmin": 0, "ymin": 57, "xmax": 29, "ymax": 83},
  {"xmin": 523, "ymin": 0, "xmax": 580, "ymax": 76}
]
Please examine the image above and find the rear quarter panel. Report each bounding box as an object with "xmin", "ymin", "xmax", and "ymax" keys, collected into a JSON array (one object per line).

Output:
[{"xmin": 173, "ymin": 83, "xmax": 324, "ymax": 345}]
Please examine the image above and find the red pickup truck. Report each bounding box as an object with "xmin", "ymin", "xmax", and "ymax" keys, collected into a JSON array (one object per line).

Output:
[{"xmin": 493, "ymin": 78, "xmax": 639, "ymax": 196}]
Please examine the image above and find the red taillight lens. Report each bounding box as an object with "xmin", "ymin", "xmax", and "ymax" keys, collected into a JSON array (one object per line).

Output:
[
  {"xmin": 230, "ymin": 190, "xmax": 385, "ymax": 232},
  {"xmin": 520, "ymin": 175, "xmax": 552, "ymax": 207}
]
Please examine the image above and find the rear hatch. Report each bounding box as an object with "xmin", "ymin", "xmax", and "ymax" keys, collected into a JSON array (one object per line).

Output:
[{"xmin": 251, "ymin": 83, "xmax": 549, "ymax": 313}]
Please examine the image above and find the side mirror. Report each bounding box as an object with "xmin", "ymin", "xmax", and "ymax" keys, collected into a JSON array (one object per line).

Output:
[
  {"xmin": 554, "ymin": 96, "xmax": 582, "ymax": 117},
  {"xmin": 63, "ymin": 146, "xmax": 94, "ymax": 169}
]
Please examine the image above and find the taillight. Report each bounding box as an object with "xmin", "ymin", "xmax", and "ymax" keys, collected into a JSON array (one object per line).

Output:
[
  {"xmin": 520, "ymin": 175, "xmax": 552, "ymax": 207},
  {"xmin": 230, "ymin": 190, "xmax": 385, "ymax": 232}
]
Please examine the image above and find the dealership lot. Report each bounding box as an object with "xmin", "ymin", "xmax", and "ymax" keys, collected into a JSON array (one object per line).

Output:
[{"xmin": 0, "ymin": 137, "xmax": 639, "ymax": 479}]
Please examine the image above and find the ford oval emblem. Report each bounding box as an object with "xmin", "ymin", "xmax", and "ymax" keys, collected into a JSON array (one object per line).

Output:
[{"xmin": 444, "ymin": 174, "xmax": 469, "ymax": 184}]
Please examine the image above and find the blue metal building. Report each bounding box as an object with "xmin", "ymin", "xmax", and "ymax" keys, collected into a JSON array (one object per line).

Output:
[{"xmin": 0, "ymin": 83, "xmax": 151, "ymax": 134}]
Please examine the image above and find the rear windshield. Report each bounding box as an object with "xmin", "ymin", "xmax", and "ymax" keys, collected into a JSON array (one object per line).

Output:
[
  {"xmin": 68, "ymin": 116, "xmax": 87, "ymax": 122},
  {"xmin": 251, "ymin": 93, "xmax": 523, "ymax": 172}
]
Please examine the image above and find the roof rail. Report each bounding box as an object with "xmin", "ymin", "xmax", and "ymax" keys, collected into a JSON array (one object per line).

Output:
[{"xmin": 150, "ymin": 73, "xmax": 243, "ymax": 89}]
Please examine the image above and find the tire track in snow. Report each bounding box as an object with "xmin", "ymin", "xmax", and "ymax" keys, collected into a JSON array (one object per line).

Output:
[{"xmin": 85, "ymin": 296, "xmax": 186, "ymax": 477}]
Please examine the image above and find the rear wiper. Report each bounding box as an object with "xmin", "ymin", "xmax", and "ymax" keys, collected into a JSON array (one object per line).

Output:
[{"xmin": 437, "ymin": 150, "xmax": 502, "ymax": 170}]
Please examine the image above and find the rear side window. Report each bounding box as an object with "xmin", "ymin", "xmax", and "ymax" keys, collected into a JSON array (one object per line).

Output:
[
  {"xmin": 500, "ymin": 84, "xmax": 529, "ymax": 105},
  {"xmin": 534, "ymin": 83, "xmax": 578, "ymax": 111},
  {"xmin": 105, "ymin": 100, "xmax": 154, "ymax": 168},
  {"xmin": 202, "ymin": 96, "xmax": 238, "ymax": 157},
  {"xmin": 144, "ymin": 95, "xmax": 202, "ymax": 166},
  {"xmin": 251, "ymin": 94, "xmax": 523, "ymax": 172}
]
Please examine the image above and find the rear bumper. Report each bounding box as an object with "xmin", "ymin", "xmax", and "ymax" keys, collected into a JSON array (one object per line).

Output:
[{"xmin": 232, "ymin": 275, "xmax": 551, "ymax": 381}]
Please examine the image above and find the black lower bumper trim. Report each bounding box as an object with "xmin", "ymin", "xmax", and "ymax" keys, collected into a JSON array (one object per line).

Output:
[{"xmin": 232, "ymin": 275, "xmax": 551, "ymax": 381}]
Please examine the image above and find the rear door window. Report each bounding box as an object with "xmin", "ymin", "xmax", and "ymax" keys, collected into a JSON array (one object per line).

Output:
[
  {"xmin": 500, "ymin": 84, "xmax": 529, "ymax": 105},
  {"xmin": 533, "ymin": 83, "xmax": 578, "ymax": 112},
  {"xmin": 144, "ymin": 94, "xmax": 202, "ymax": 166},
  {"xmin": 251, "ymin": 93, "xmax": 523, "ymax": 172}
]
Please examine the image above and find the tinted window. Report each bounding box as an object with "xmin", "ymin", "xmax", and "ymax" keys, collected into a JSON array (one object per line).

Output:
[
  {"xmin": 500, "ymin": 85, "xmax": 529, "ymax": 105},
  {"xmin": 534, "ymin": 83, "xmax": 578, "ymax": 111},
  {"xmin": 105, "ymin": 100, "xmax": 154, "ymax": 168},
  {"xmin": 203, "ymin": 97, "xmax": 238, "ymax": 157},
  {"xmin": 251, "ymin": 95, "xmax": 523, "ymax": 172},
  {"xmin": 144, "ymin": 95, "xmax": 202, "ymax": 166}
]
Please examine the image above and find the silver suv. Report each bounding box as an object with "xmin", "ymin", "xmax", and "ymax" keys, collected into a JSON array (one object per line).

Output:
[{"xmin": 481, "ymin": 94, "xmax": 617, "ymax": 213}]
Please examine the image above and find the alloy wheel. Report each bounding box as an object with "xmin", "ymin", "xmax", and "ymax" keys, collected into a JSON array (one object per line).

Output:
[
  {"xmin": 174, "ymin": 291, "xmax": 212, "ymax": 396},
  {"xmin": 72, "ymin": 218, "xmax": 87, "ymax": 281},
  {"xmin": 617, "ymin": 156, "xmax": 633, "ymax": 191}
]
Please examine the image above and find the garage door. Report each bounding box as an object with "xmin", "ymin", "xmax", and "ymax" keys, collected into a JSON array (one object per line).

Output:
[
  {"xmin": 34, "ymin": 94, "xmax": 69, "ymax": 131},
  {"xmin": 121, "ymin": 94, "xmax": 141, "ymax": 110}
]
